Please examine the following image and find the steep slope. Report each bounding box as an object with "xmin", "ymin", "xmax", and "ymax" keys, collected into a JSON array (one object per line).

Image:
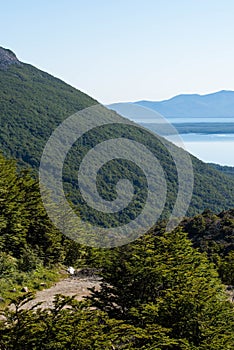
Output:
[
  {"xmin": 0, "ymin": 47, "xmax": 234, "ymax": 221},
  {"xmin": 134, "ymin": 90, "xmax": 234, "ymax": 118},
  {"xmin": 0, "ymin": 47, "xmax": 96, "ymax": 168},
  {"xmin": 209, "ymin": 163, "xmax": 234, "ymax": 177}
]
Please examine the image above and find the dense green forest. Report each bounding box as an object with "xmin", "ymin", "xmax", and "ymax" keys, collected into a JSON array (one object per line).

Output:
[
  {"xmin": 0, "ymin": 153, "xmax": 104, "ymax": 304},
  {"xmin": 0, "ymin": 49, "xmax": 234, "ymax": 222},
  {"xmin": 1, "ymin": 221, "xmax": 234, "ymax": 348},
  {"xmin": 209, "ymin": 163, "xmax": 234, "ymax": 177},
  {"xmin": 0, "ymin": 151, "xmax": 233, "ymax": 348},
  {"xmin": 1, "ymin": 47, "xmax": 234, "ymax": 349}
]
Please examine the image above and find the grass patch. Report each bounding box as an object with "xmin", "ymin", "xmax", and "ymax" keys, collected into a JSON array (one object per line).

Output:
[{"xmin": 0, "ymin": 265, "xmax": 64, "ymax": 308}]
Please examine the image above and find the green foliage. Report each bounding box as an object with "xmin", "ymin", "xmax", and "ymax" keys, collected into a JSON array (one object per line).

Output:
[
  {"xmin": 219, "ymin": 250, "xmax": 234, "ymax": 285},
  {"xmin": 0, "ymin": 54, "xmax": 234, "ymax": 349},
  {"xmin": 180, "ymin": 209, "xmax": 234, "ymax": 284},
  {"xmin": 0, "ymin": 153, "xmax": 63, "ymax": 262},
  {"xmin": 89, "ymin": 230, "xmax": 234, "ymax": 349},
  {"xmin": 0, "ymin": 175, "xmax": 234, "ymax": 348},
  {"xmin": 0, "ymin": 61, "xmax": 234, "ymax": 223},
  {"xmin": 0, "ymin": 153, "xmax": 92, "ymax": 300},
  {"xmin": 182, "ymin": 209, "xmax": 234, "ymax": 250},
  {"xmin": 0, "ymin": 253, "xmax": 17, "ymax": 277},
  {"xmin": 209, "ymin": 163, "xmax": 234, "ymax": 177},
  {"xmin": 17, "ymin": 246, "xmax": 42, "ymax": 272},
  {"xmin": 0, "ymin": 265, "xmax": 61, "ymax": 305},
  {"xmin": 0, "ymin": 294, "xmax": 179, "ymax": 350},
  {"xmin": 0, "ymin": 63, "xmax": 96, "ymax": 169}
]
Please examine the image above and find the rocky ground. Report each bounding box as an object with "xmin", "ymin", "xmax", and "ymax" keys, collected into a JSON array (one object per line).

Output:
[
  {"xmin": 1, "ymin": 270, "xmax": 233, "ymax": 318},
  {"xmin": 0, "ymin": 273, "xmax": 101, "ymax": 321},
  {"xmin": 20, "ymin": 274, "xmax": 101, "ymax": 310}
]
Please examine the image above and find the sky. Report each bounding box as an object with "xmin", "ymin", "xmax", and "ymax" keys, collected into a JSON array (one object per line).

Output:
[{"xmin": 1, "ymin": 0, "xmax": 234, "ymax": 104}]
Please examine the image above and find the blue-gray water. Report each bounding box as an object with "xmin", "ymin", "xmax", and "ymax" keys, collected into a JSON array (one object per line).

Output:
[
  {"xmin": 107, "ymin": 102, "xmax": 234, "ymax": 166},
  {"xmin": 141, "ymin": 118, "xmax": 234, "ymax": 166},
  {"xmin": 166, "ymin": 133, "xmax": 234, "ymax": 166}
]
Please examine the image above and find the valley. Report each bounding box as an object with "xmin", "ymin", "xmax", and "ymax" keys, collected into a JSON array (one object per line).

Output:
[{"xmin": 0, "ymin": 47, "xmax": 234, "ymax": 349}]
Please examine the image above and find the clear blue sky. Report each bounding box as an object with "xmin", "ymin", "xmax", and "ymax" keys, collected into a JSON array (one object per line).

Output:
[{"xmin": 1, "ymin": 0, "xmax": 234, "ymax": 103}]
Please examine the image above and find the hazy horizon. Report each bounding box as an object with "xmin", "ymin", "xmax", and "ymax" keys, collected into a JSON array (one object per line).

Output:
[{"xmin": 2, "ymin": 0, "xmax": 234, "ymax": 104}]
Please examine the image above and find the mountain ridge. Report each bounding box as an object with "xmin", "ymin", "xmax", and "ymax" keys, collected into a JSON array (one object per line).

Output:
[
  {"xmin": 0, "ymin": 46, "xmax": 234, "ymax": 219},
  {"xmin": 133, "ymin": 90, "xmax": 234, "ymax": 117}
]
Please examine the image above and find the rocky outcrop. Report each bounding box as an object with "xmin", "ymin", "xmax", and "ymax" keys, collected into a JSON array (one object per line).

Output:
[{"xmin": 0, "ymin": 47, "xmax": 21, "ymax": 69}]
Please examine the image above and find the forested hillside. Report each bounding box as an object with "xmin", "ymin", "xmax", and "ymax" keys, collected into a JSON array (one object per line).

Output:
[
  {"xmin": 1, "ymin": 47, "xmax": 234, "ymax": 348},
  {"xmin": 0, "ymin": 47, "xmax": 234, "ymax": 220},
  {"xmin": 209, "ymin": 163, "xmax": 234, "ymax": 177},
  {"xmin": 0, "ymin": 150, "xmax": 233, "ymax": 348}
]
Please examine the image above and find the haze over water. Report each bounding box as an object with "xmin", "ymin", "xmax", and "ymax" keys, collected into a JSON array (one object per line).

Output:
[
  {"xmin": 141, "ymin": 117, "xmax": 234, "ymax": 167},
  {"xmin": 166, "ymin": 133, "xmax": 234, "ymax": 166}
]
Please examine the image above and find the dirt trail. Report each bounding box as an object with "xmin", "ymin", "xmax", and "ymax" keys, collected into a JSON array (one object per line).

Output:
[{"xmin": 20, "ymin": 276, "xmax": 101, "ymax": 310}]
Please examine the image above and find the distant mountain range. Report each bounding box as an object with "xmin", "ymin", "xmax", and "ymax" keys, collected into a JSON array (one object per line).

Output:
[{"xmin": 133, "ymin": 90, "xmax": 234, "ymax": 118}]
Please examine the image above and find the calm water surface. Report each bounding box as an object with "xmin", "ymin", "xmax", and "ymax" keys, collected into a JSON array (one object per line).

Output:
[{"xmin": 166, "ymin": 133, "xmax": 234, "ymax": 166}]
